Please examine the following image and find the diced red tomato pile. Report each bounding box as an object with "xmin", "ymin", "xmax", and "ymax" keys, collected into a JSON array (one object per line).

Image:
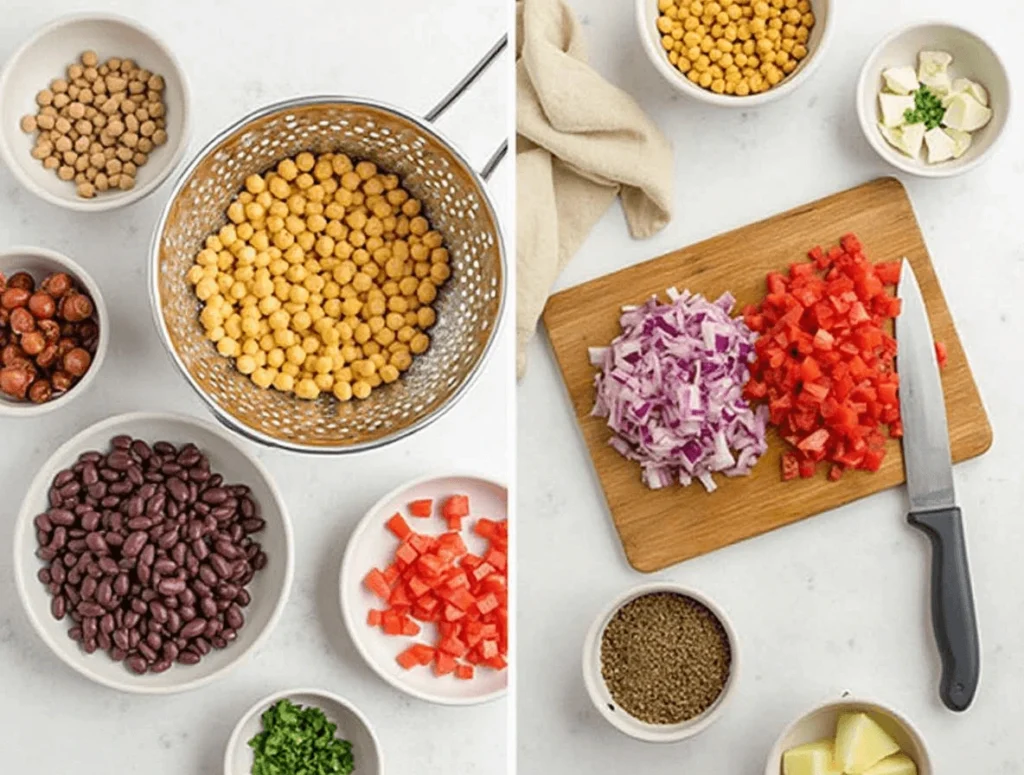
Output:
[
  {"xmin": 742, "ymin": 233, "xmax": 908, "ymax": 481},
  {"xmin": 364, "ymin": 495, "xmax": 508, "ymax": 680}
]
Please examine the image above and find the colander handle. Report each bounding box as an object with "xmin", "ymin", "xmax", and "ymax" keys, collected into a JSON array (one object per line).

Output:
[{"xmin": 424, "ymin": 35, "xmax": 509, "ymax": 182}]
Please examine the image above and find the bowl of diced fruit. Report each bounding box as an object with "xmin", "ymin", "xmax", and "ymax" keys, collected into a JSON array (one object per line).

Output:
[
  {"xmin": 857, "ymin": 22, "xmax": 1010, "ymax": 177},
  {"xmin": 764, "ymin": 698, "xmax": 932, "ymax": 775}
]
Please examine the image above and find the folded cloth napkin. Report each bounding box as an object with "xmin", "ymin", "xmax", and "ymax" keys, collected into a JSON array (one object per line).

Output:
[{"xmin": 516, "ymin": 0, "xmax": 674, "ymax": 377}]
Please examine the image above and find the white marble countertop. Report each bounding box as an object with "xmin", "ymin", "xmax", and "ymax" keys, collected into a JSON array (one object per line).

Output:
[
  {"xmin": 519, "ymin": 0, "xmax": 1024, "ymax": 772},
  {"xmin": 0, "ymin": 1, "xmax": 510, "ymax": 772}
]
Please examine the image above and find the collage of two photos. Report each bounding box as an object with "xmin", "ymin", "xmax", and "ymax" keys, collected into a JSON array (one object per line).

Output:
[{"xmin": 1, "ymin": 0, "xmax": 1023, "ymax": 772}]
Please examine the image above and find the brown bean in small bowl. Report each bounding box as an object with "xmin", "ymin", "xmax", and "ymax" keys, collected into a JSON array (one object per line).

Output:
[
  {"xmin": 582, "ymin": 582, "xmax": 740, "ymax": 742},
  {"xmin": 0, "ymin": 246, "xmax": 108, "ymax": 417}
]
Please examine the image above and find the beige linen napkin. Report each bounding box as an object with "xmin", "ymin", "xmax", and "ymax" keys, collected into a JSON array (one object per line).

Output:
[{"xmin": 516, "ymin": 0, "xmax": 674, "ymax": 376}]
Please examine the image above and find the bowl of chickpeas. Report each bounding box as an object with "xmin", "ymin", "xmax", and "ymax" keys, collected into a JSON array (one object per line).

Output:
[
  {"xmin": 637, "ymin": 0, "xmax": 833, "ymax": 105},
  {"xmin": 0, "ymin": 13, "xmax": 190, "ymax": 211},
  {"xmin": 150, "ymin": 96, "xmax": 506, "ymax": 453}
]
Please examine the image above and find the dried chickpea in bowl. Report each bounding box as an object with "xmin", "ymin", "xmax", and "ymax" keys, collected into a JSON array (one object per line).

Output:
[
  {"xmin": 187, "ymin": 151, "xmax": 449, "ymax": 403},
  {"xmin": 655, "ymin": 0, "xmax": 816, "ymax": 96}
]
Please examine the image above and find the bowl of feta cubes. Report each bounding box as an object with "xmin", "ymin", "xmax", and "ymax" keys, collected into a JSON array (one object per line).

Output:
[
  {"xmin": 856, "ymin": 22, "xmax": 1010, "ymax": 177},
  {"xmin": 764, "ymin": 698, "xmax": 932, "ymax": 775}
]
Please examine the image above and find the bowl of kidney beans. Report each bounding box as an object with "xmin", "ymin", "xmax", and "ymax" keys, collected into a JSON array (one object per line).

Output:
[
  {"xmin": 0, "ymin": 246, "xmax": 108, "ymax": 416},
  {"xmin": 13, "ymin": 412, "xmax": 294, "ymax": 694}
]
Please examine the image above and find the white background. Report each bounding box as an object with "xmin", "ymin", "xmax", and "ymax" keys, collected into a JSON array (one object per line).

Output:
[
  {"xmin": 0, "ymin": 0, "xmax": 511, "ymax": 772},
  {"xmin": 518, "ymin": 0, "xmax": 1024, "ymax": 773}
]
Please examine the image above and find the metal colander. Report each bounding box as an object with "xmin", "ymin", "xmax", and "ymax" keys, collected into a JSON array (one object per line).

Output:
[{"xmin": 148, "ymin": 42, "xmax": 507, "ymax": 453}]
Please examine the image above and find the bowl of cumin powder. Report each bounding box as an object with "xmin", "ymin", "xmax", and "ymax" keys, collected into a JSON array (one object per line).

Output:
[{"xmin": 582, "ymin": 582, "xmax": 739, "ymax": 742}]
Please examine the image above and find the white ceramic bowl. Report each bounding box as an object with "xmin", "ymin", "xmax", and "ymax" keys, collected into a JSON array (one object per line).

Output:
[
  {"xmin": 340, "ymin": 473, "xmax": 508, "ymax": 706},
  {"xmin": 0, "ymin": 12, "xmax": 191, "ymax": 211},
  {"xmin": 764, "ymin": 698, "xmax": 933, "ymax": 775},
  {"xmin": 856, "ymin": 22, "xmax": 1011, "ymax": 178},
  {"xmin": 636, "ymin": 0, "xmax": 833, "ymax": 107},
  {"xmin": 582, "ymin": 581, "xmax": 739, "ymax": 742},
  {"xmin": 12, "ymin": 411, "xmax": 294, "ymax": 694},
  {"xmin": 0, "ymin": 246, "xmax": 108, "ymax": 417},
  {"xmin": 224, "ymin": 688, "xmax": 382, "ymax": 775}
]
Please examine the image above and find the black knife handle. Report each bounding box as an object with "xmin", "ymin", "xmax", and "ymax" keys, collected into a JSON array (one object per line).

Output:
[{"xmin": 907, "ymin": 507, "xmax": 980, "ymax": 712}]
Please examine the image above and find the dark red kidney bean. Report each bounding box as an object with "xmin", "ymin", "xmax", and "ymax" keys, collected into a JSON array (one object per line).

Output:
[
  {"xmin": 244, "ymin": 544, "xmax": 259, "ymax": 561},
  {"xmin": 189, "ymin": 467, "xmax": 210, "ymax": 483},
  {"xmin": 86, "ymin": 562, "xmax": 103, "ymax": 579},
  {"xmin": 81, "ymin": 511, "xmax": 101, "ymax": 532},
  {"xmin": 51, "ymin": 563, "xmax": 66, "ymax": 585},
  {"xmin": 216, "ymin": 598, "xmax": 231, "ymax": 613},
  {"xmin": 48, "ymin": 581, "xmax": 61, "ymax": 595},
  {"xmin": 146, "ymin": 493, "xmax": 167, "ymax": 517},
  {"xmin": 167, "ymin": 500, "xmax": 181, "ymax": 519},
  {"xmin": 170, "ymin": 542, "xmax": 187, "ymax": 567},
  {"xmin": 35, "ymin": 513, "xmax": 54, "ymax": 532},
  {"xmin": 139, "ymin": 543, "xmax": 155, "ymax": 567},
  {"xmin": 153, "ymin": 559, "xmax": 176, "ymax": 576},
  {"xmin": 209, "ymin": 555, "xmax": 231, "ymax": 579},
  {"xmin": 111, "ymin": 435, "xmax": 132, "ymax": 450},
  {"xmin": 67, "ymin": 626, "xmax": 83, "ymax": 642},
  {"xmin": 192, "ymin": 637, "xmax": 211, "ymax": 655},
  {"xmin": 51, "ymin": 595, "xmax": 67, "ymax": 620},
  {"xmin": 217, "ymin": 582, "xmax": 240, "ymax": 601},
  {"xmin": 107, "ymin": 532, "xmax": 125, "ymax": 549},
  {"xmin": 36, "ymin": 529, "xmax": 49, "ymax": 546},
  {"xmin": 36, "ymin": 547, "xmax": 57, "ymax": 561},
  {"xmin": 108, "ymin": 481, "xmax": 132, "ymax": 496},
  {"xmin": 157, "ymin": 527, "xmax": 179, "ymax": 550},
  {"xmin": 214, "ymin": 540, "xmax": 240, "ymax": 560},
  {"xmin": 124, "ymin": 496, "xmax": 143, "ymax": 519},
  {"xmin": 199, "ymin": 597, "xmax": 218, "ymax": 618},
  {"xmin": 187, "ymin": 482, "xmax": 199, "ymax": 503},
  {"xmin": 98, "ymin": 468, "xmax": 120, "ymax": 483},
  {"xmin": 203, "ymin": 618, "xmax": 221, "ymax": 639},
  {"xmin": 66, "ymin": 539, "xmax": 86, "ymax": 554},
  {"xmin": 127, "ymin": 516, "xmax": 152, "ymax": 531},
  {"xmin": 208, "ymin": 474, "xmax": 223, "ymax": 488},
  {"xmin": 107, "ymin": 450, "xmax": 131, "ymax": 470},
  {"xmin": 177, "ymin": 651, "xmax": 200, "ymax": 665},
  {"xmin": 48, "ymin": 509, "xmax": 74, "ymax": 526},
  {"xmin": 110, "ymin": 647, "xmax": 127, "ymax": 661},
  {"xmin": 240, "ymin": 498, "xmax": 256, "ymax": 519},
  {"xmin": 210, "ymin": 636, "xmax": 226, "ymax": 650},
  {"xmin": 82, "ymin": 617, "xmax": 98, "ymax": 641},
  {"xmin": 197, "ymin": 564, "xmax": 217, "ymax": 586},
  {"xmin": 232, "ymin": 563, "xmax": 249, "ymax": 583},
  {"xmin": 161, "ymin": 462, "xmax": 183, "ymax": 476},
  {"xmin": 146, "ymin": 631, "xmax": 162, "ymax": 651},
  {"xmin": 131, "ymin": 440, "xmax": 152, "ymax": 460},
  {"xmin": 193, "ymin": 502, "xmax": 211, "ymax": 517},
  {"xmin": 100, "ymin": 614, "xmax": 115, "ymax": 635},
  {"xmin": 88, "ymin": 482, "xmax": 107, "ymax": 500},
  {"xmin": 190, "ymin": 538, "xmax": 209, "ymax": 562},
  {"xmin": 222, "ymin": 628, "xmax": 237, "ymax": 643},
  {"xmin": 212, "ymin": 506, "xmax": 235, "ymax": 523},
  {"xmin": 122, "ymin": 531, "xmax": 148, "ymax": 558},
  {"xmin": 184, "ymin": 555, "xmax": 199, "ymax": 577},
  {"xmin": 201, "ymin": 487, "xmax": 228, "ymax": 506},
  {"xmin": 54, "ymin": 470, "xmax": 76, "ymax": 487},
  {"xmin": 138, "ymin": 482, "xmax": 157, "ymax": 500},
  {"xmin": 185, "ymin": 522, "xmax": 203, "ymax": 541},
  {"xmin": 82, "ymin": 464, "xmax": 98, "ymax": 485},
  {"xmin": 80, "ymin": 576, "xmax": 97, "ymax": 601},
  {"xmin": 138, "ymin": 642, "xmax": 157, "ymax": 662},
  {"xmin": 157, "ymin": 578, "xmax": 185, "ymax": 596},
  {"xmin": 149, "ymin": 601, "xmax": 169, "ymax": 624},
  {"xmin": 153, "ymin": 441, "xmax": 175, "ymax": 456},
  {"xmin": 113, "ymin": 573, "xmax": 129, "ymax": 597},
  {"xmin": 83, "ymin": 639, "xmax": 98, "ymax": 654},
  {"xmin": 48, "ymin": 489, "xmax": 64, "ymax": 509},
  {"xmin": 96, "ymin": 579, "xmax": 113, "ymax": 608},
  {"xmin": 37, "ymin": 567, "xmax": 52, "ymax": 584},
  {"xmin": 48, "ymin": 526, "xmax": 67, "ymax": 551},
  {"xmin": 166, "ymin": 478, "xmax": 188, "ymax": 503},
  {"xmin": 59, "ymin": 481, "xmax": 81, "ymax": 498},
  {"xmin": 143, "ymin": 472, "xmax": 165, "ymax": 484},
  {"xmin": 126, "ymin": 655, "xmax": 148, "ymax": 674},
  {"xmin": 84, "ymin": 532, "xmax": 108, "ymax": 554},
  {"xmin": 138, "ymin": 564, "xmax": 152, "ymax": 586},
  {"xmin": 150, "ymin": 659, "xmax": 171, "ymax": 674},
  {"xmin": 127, "ymin": 630, "xmax": 141, "ymax": 651},
  {"xmin": 130, "ymin": 596, "xmax": 148, "ymax": 614},
  {"xmin": 177, "ymin": 447, "xmax": 201, "ymax": 467},
  {"xmin": 228, "ymin": 525, "xmax": 244, "ymax": 544},
  {"xmin": 76, "ymin": 601, "xmax": 103, "ymax": 617},
  {"xmin": 127, "ymin": 466, "xmax": 144, "ymax": 487},
  {"xmin": 97, "ymin": 631, "xmax": 112, "ymax": 652},
  {"xmin": 100, "ymin": 495, "xmax": 119, "ymax": 508},
  {"xmin": 253, "ymin": 551, "xmax": 268, "ymax": 571},
  {"xmin": 162, "ymin": 642, "xmax": 179, "ymax": 662},
  {"xmin": 179, "ymin": 587, "xmax": 196, "ymax": 607},
  {"xmin": 65, "ymin": 586, "xmax": 81, "ymax": 606},
  {"xmin": 166, "ymin": 609, "xmax": 182, "ymax": 634},
  {"xmin": 179, "ymin": 606, "xmax": 197, "ymax": 623}
]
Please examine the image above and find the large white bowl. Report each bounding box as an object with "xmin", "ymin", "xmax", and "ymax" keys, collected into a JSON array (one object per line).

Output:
[
  {"xmin": 340, "ymin": 473, "xmax": 508, "ymax": 706},
  {"xmin": 0, "ymin": 12, "xmax": 191, "ymax": 211},
  {"xmin": 636, "ymin": 0, "xmax": 833, "ymax": 107},
  {"xmin": 856, "ymin": 21, "xmax": 1011, "ymax": 178},
  {"xmin": 12, "ymin": 411, "xmax": 294, "ymax": 694},
  {"xmin": 764, "ymin": 698, "xmax": 933, "ymax": 775},
  {"xmin": 0, "ymin": 246, "xmax": 109, "ymax": 418},
  {"xmin": 582, "ymin": 581, "xmax": 740, "ymax": 743},
  {"xmin": 224, "ymin": 688, "xmax": 382, "ymax": 775}
]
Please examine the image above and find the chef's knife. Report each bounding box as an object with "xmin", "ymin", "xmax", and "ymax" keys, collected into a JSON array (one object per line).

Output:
[{"xmin": 897, "ymin": 258, "xmax": 980, "ymax": 712}]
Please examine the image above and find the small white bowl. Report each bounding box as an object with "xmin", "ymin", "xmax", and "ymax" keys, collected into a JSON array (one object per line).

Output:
[
  {"xmin": 764, "ymin": 698, "xmax": 933, "ymax": 775},
  {"xmin": 0, "ymin": 246, "xmax": 108, "ymax": 417},
  {"xmin": 856, "ymin": 22, "xmax": 1011, "ymax": 178},
  {"xmin": 0, "ymin": 12, "xmax": 191, "ymax": 211},
  {"xmin": 582, "ymin": 581, "xmax": 739, "ymax": 743},
  {"xmin": 12, "ymin": 411, "xmax": 294, "ymax": 694},
  {"xmin": 340, "ymin": 473, "xmax": 508, "ymax": 706},
  {"xmin": 224, "ymin": 688, "xmax": 382, "ymax": 775},
  {"xmin": 636, "ymin": 0, "xmax": 833, "ymax": 107}
]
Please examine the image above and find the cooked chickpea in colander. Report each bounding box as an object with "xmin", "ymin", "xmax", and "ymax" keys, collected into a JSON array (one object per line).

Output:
[
  {"xmin": 187, "ymin": 152, "xmax": 450, "ymax": 402},
  {"xmin": 656, "ymin": 0, "xmax": 815, "ymax": 96}
]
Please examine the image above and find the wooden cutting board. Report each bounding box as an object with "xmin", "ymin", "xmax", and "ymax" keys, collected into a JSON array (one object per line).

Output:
[{"xmin": 543, "ymin": 178, "xmax": 992, "ymax": 573}]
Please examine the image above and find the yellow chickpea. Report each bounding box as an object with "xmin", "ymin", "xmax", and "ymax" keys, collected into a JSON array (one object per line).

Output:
[{"xmin": 352, "ymin": 380, "xmax": 372, "ymax": 400}]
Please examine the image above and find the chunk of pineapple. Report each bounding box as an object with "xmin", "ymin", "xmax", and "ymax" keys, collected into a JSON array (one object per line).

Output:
[
  {"xmin": 834, "ymin": 713, "xmax": 901, "ymax": 774},
  {"xmin": 782, "ymin": 740, "xmax": 842, "ymax": 775},
  {"xmin": 863, "ymin": 753, "xmax": 918, "ymax": 775}
]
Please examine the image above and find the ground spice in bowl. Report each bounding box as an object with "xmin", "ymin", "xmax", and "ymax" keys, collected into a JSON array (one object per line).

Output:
[{"xmin": 599, "ymin": 591, "xmax": 732, "ymax": 725}]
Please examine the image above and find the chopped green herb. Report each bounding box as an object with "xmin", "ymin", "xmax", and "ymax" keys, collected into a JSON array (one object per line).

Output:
[
  {"xmin": 248, "ymin": 698, "xmax": 355, "ymax": 775},
  {"xmin": 903, "ymin": 85, "xmax": 946, "ymax": 130}
]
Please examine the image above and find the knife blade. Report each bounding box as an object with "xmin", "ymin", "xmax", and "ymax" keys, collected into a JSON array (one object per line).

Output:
[{"xmin": 897, "ymin": 258, "xmax": 980, "ymax": 712}]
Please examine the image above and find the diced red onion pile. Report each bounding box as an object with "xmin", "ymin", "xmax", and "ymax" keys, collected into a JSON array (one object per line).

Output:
[{"xmin": 589, "ymin": 288, "xmax": 768, "ymax": 492}]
